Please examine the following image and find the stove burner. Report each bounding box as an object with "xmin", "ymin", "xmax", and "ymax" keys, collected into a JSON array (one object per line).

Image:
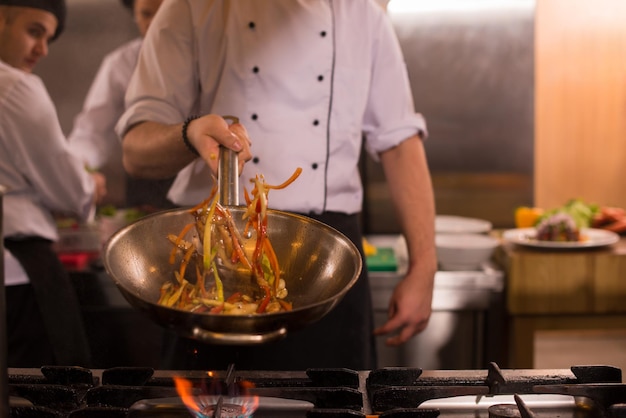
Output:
[
  {"xmin": 488, "ymin": 404, "xmax": 521, "ymax": 418},
  {"xmin": 183, "ymin": 395, "xmax": 258, "ymax": 418}
]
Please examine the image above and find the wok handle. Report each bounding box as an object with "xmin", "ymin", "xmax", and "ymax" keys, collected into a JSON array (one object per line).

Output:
[
  {"xmin": 192, "ymin": 326, "xmax": 287, "ymax": 345},
  {"xmin": 218, "ymin": 115, "xmax": 240, "ymax": 206}
]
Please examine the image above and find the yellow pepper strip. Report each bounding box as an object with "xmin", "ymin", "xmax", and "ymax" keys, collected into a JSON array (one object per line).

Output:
[
  {"xmin": 196, "ymin": 298, "xmax": 236, "ymax": 310},
  {"xmin": 165, "ymin": 279, "xmax": 189, "ymax": 307},
  {"xmin": 211, "ymin": 261, "xmax": 224, "ymax": 302},
  {"xmin": 203, "ymin": 196, "xmax": 219, "ymax": 270},
  {"xmin": 157, "ymin": 282, "xmax": 172, "ymax": 305}
]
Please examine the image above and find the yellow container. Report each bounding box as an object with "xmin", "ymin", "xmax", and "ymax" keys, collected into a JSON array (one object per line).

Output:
[{"xmin": 515, "ymin": 207, "xmax": 544, "ymax": 228}]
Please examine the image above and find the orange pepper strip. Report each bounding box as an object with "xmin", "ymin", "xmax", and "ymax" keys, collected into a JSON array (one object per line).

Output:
[
  {"xmin": 189, "ymin": 197, "xmax": 211, "ymax": 214},
  {"xmin": 189, "ymin": 184, "xmax": 217, "ymax": 214},
  {"xmin": 169, "ymin": 222, "xmax": 195, "ymax": 265},
  {"xmin": 263, "ymin": 239, "xmax": 281, "ymax": 292},
  {"xmin": 278, "ymin": 300, "xmax": 293, "ymax": 311},
  {"xmin": 196, "ymin": 264, "xmax": 210, "ymax": 298},
  {"xmin": 256, "ymin": 285, "xmax": 272, "ymax": 313},
  {"xmin": 266, "ymin": 167, "xmax": 302, "ymax": 190},
  {"xmin": 231, "ymin": 233, "xmax": 251, "ymax": 270},
  {"xmin": 178, "ymin": 245, "xmax": 196, "ymax": 282}
]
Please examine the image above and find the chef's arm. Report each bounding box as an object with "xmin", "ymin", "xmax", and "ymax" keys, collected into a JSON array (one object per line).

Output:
[
  {"xmin": 374, "ymin": 134, "xmax": 437, "ymax": 345},
  {"xmin": 122, "ymin": 115, "xmax": 252, "ymax": 180}
]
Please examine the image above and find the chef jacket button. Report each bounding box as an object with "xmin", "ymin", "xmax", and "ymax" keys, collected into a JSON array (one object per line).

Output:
[
  {"xmin": 317, "ymin": 75, "xmax": 324, "ymax": 82},
  {"xmin": 313, "ymin": 119, "xmax": 319, "ymax": 126},
  {"xmin": 253, "ymin": 66, "xmax": 259, "ymax": 73},
  {"xmin": 251, "ymin": 114, "xmax": 258, "ymax": 121},
  {"xmin": 320, "ymin": 31, "xmax": 327, "ymax": 37},
  {"xmin": 312, "ymin": 163, "xmax": 319, "ymax": 170},
  {"xmin": 252, "ymin": 157, "xmax": 259, "ymax": 164},
  {"xmin": 249, "ymin": 21, "xmax": 256, "ymax": 29}
]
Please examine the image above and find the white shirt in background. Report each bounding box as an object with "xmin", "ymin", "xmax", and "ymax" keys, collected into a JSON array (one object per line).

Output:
[
  {"xmin": 69, "ymin": 38, "xmax": 142, "ymax": 170},
  {"xmin": 0, "ymin": 60, "xmax": 96, "ymax": 285}
]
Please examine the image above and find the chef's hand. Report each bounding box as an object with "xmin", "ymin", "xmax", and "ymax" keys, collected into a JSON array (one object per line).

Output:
[
  {"xmin": 90, "ymin": 171, "xmax": 107, "ymax": 205},
  {"xmin": 185, "ymin": 114, "xmax": 252, "ymax": 175},
  {"xmin": 373, "ymin": 265, "xmax": 435, "ymax": 346}
]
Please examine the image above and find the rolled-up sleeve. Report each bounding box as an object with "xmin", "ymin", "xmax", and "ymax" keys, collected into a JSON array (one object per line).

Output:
[
  {"xmin": 361, "ymin": 11, "xmax": 427, "ymax": 160},
  {"xmin": 116, "ymin": 0, "xmax": 199, "ymax": 137}
]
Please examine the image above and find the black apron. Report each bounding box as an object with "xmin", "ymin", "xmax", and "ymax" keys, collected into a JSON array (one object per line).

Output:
[
  {"xmin": 160, "ymin": 212, "xmax": 377, "ymax": 371},
  {"xmin": 4, "ymin": 237, "xmax": 92, "ymax": 367}
]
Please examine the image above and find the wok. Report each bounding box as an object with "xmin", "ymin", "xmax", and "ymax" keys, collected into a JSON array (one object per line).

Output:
[{"xmin": 102, "ymin": 206, "xmax": 362, "ymax": 345}]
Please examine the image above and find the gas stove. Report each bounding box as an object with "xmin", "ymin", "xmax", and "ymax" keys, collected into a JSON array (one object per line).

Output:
[{"xmin": 6, "ymin": 362, "xmax": 626, "ymax": 417}]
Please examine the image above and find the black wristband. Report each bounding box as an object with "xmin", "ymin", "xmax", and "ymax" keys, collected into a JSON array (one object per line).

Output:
[{"xmin": 182, "ymin": 115, "xmax": 201, "ymax": 156}]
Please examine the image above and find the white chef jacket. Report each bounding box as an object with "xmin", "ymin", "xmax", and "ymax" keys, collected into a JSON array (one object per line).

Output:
[
  {"xmin": 117, "ymin": 0, "xmax": 426, "ymax": 213},
  {"xmin": 68, "ymin": 38, "xmax": 142, "ymax": 169},
  {"xmin": 0, "ymin": 60, "xmax": 96, "ymax": 285}
]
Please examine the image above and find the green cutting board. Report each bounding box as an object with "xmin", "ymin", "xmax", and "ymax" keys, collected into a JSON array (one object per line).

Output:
[{"xmin": 366, "ymin": 247, "xmax": 397, "ymax": 272}]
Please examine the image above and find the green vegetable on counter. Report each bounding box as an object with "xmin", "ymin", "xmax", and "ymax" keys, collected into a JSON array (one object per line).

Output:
[
  {"xmin": 97, "ymin": 205, "xmax": 148, "ymax": 223},
  {"xmin": 538, "ymin": 198, "xmax": 599, "ymax": 228}
]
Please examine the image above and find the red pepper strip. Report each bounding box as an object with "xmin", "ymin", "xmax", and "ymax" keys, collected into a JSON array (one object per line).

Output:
[
  {"xmin": 191, "ymin": 305, "xmax": 209, "ymax": 313},
  {"xmin": 252, "ymin": 212, "xmax": 266, "ymax": 266},
  {"xmin": 226, "ymin": 292, "xmax": 242, "ymax": 303},
  {"xmin": 256, "ymin": 285, "xmax": 271, "ymax": 313},
  {"xmin": 210, "ymin": 304, "xmax": 224, "ymax": 314},
  {"xmin": 169, "ymin": 222, "xmax": 195, "ymax": 265}
]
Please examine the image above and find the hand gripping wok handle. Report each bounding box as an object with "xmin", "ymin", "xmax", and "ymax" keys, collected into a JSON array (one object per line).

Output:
[{"xmin": 191, "ymin": 326, "xmax": 288, "ymax": 345}]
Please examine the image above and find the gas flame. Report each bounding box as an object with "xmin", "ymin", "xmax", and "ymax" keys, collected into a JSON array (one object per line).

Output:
[{"xmin": 173, "ymin": 375, "xmax": 259, "ymax": 418}]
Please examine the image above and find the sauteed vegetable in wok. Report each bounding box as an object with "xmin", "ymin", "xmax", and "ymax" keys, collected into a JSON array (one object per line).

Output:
[{"xmin": 157, "ymin": 168, "xmax": 302, "ymax": 314}]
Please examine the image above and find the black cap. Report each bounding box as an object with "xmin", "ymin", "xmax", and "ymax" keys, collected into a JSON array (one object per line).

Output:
[{"xmin": 0, "ymin": 0, "xmax": 66, "ymax": 41}]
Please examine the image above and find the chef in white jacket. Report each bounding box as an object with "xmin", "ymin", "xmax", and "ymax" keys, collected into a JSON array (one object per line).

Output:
[
  {"xmin": 68, "ymin": 0, "xmax": 168, "ymax": 209},
  {"xmin": 0, "ymin": 0, "xmax": 105, "ymax": 367},
  {"xmin": 117, "ymin": 0, "xmax": 436, "ymax": 371}
]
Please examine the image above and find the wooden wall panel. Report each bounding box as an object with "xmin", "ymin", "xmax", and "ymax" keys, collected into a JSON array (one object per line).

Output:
[{"xmin": 535, "ymin": 0, "xmax": 626, "ymax": 209}]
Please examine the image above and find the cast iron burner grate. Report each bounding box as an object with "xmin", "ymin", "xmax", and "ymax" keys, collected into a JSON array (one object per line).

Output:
[{"xmin": 6, "ymin": 363, "xmax": 626, "ymax": 417}]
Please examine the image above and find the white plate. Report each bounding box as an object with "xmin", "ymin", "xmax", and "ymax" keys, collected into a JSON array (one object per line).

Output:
[
  {"xmin": 435, "ymin": 215, "xmax": 492, "ymax": 234},
  {"xmin": 502, "ymin": 228, "xmax": 620, "ymax": 249}
]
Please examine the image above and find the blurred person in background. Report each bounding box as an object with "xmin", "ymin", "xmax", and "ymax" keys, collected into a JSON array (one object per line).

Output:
[
  {"xmin": 117, "ymin": 0, "xmax": 436, "ymax": 371},
  {"xmin": 0, "ymin": 0, "xmax": 106, "ymax": 367},
  {"xmin": 68, "ymin": 0, "xmax": 171, "ymax": 211}
]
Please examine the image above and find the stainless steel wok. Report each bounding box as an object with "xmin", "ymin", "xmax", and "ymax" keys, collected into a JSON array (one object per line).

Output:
[{"xmin": 102, "ymin": 206, "xmax": 362, "ymax": 345}]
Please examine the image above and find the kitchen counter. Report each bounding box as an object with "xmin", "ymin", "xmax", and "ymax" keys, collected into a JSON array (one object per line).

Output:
[
  {"xmin": 366, "ymin": 235, "xmax": 506, "ymax": 369},
  {"xmin": 496, "ymin": 236, "xmax": 626, "ymax": 314},
  {"xmin": 495, "ymin": 235, "xmax": 626, "ymax": 368}
]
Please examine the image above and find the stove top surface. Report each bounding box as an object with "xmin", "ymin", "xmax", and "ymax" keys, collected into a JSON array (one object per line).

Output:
[{"xmin": 6, "ymin": 363, "xmax": 626, "ymax": 418}]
